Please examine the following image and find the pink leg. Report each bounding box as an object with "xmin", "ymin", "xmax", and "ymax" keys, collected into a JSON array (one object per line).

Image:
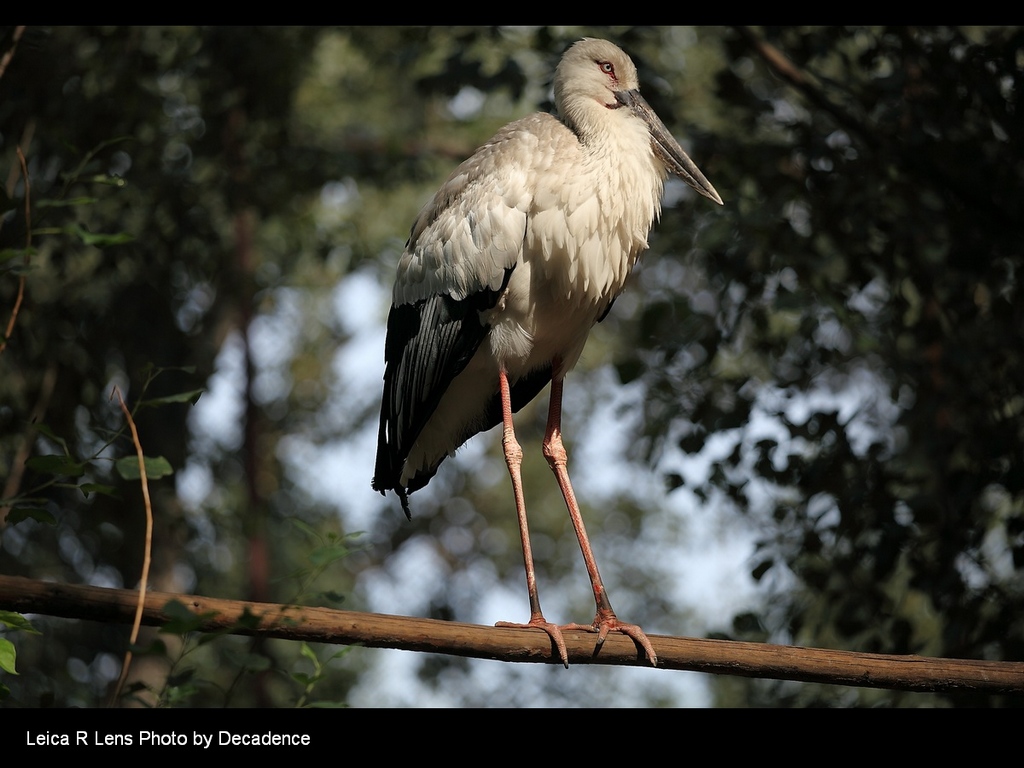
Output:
[
  {"xmin": 493, "ymin": 369, "xmax": 569, "ymax": 667},
  {"xmin": 543, "ymin": 372, "xmax": 658, "ymax": 667}
]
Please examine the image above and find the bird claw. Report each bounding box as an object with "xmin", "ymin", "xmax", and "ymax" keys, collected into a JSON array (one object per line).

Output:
[
  {"xmin": 563, "ymin": 614, "xmax": 658, "ymax": 667},
  {"xmin": 496, "ymin": 617, "xmax": 570, "ymax": 668},
  {"xmin": 497, "ymin": 612, "xmax": 658, "ymax": 668}
]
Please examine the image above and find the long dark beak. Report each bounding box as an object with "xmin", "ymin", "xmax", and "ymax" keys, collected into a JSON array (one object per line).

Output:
[{"xmin": 616, "ymin": 89, "xmax": 723, "ymax": 206}]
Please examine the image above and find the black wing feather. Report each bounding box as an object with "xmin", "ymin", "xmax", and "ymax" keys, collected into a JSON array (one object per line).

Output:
[{"xmin": 372, "ymin": 268, "xmax": 515, "ymax": 514}]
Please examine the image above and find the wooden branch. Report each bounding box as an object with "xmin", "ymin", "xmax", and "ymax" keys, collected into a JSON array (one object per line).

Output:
[{"xmin": 1, "ymin": 574, "xmax": 1021, "ymax": 694}]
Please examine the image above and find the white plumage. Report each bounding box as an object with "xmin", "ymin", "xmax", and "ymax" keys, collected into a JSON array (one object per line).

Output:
[{"xmin": 374, "ymin": 38, "xmax": 721, "ymax": 667}]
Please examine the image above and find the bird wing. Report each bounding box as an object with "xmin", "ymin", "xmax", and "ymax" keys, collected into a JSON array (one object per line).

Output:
[
  {"xmin": 374, "ymin": 116, "xmax": 555, "ymax": 509},
  {"xmin": 391, "ymin": 117, "xmax": 544, "ymax": 306}
]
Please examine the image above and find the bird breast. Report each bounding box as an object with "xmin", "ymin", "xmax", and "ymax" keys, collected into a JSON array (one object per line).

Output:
[
  {"xmin": 491, "ymin": 113, "xmax": 668, "ymax": 377},
  {"xmin": 394, "ymin": 110, "xmax": 668, "ymax": 382}
]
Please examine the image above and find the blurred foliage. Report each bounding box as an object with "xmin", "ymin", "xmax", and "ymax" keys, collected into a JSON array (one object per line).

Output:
[
  {"xmin": 1, "ymin": 26, "xmax": 1022, "ymax": 707},
  {"xmin": 619, "ymin": 25, "xmax": 1024, "ymax": 706}
]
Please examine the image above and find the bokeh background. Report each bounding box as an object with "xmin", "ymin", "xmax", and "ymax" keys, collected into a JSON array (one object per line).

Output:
[{"xmin": 2, "ymin": 26, "xmax": 1022, "ymax": 707}]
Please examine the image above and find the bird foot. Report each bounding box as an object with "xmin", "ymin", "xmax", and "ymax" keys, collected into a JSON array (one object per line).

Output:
[
  {"xmin": 563, "ymin": 611, "xmax": 658, "ymax": 667},
  {"xmin": 496, "ymin": 615, "xmax": 570, "ymax": 668}
]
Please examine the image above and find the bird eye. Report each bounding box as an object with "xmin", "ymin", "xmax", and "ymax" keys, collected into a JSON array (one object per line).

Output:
[{"xmin": 599, "ymin": 61, "xmax": 615, "ymax": 76}]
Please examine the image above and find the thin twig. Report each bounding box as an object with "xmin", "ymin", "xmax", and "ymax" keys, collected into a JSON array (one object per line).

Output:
[
  {"xmin": 0, "ymin": 26, "xmax": 25, "ymax": 82},
  {"xmin": 107, "ymin": 387, "xmax": 155, "ymax": 706},
  {"xmin": 0, "ymin": 147, "xmax": 31, "ymax": 357},
  {"xmin": 732, "ymin": 25, "xmax": 880, "ymax": 153},
  {"xmin": 3, "ymin": 120, "xmax": 34, "ymax": 202},
  {"xmin": 0, "ymin": 363, "xmax": 57, "ymax": 527}
]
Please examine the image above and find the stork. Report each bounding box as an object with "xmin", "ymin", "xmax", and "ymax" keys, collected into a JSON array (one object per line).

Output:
[{"xmin": 373, "ymin": 37, "xmax": 722, "ymax": 667}]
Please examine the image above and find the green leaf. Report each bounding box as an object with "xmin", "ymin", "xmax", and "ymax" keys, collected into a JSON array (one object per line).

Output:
[
  {"xmin": 163, "ymin": 682, "xmax": 199, "ymax": 705},
  {"xmin": 87, "ymin": 175, "xmax": 128, "ymax": 188},
  {"xmin": 79, "ymin": 483, "xmax": 119, "ymax": 498},
  {"xmin": 308, "ymin": 544, "xmax": 352, "ymax": 568},
  {"xmin": 139, "ymin": 389, "xmax": 204, "ymax": 407},
  {"xmin": 127, "ymin": 638, "xmax": 168, "ymax": 656},
  {"xmin": 326, "ymin": 647, "xmax": 353, "ymax": 662},
  {"xmin": 5, "ymin": 507, "xmax": 56, "ymax": 526},
  {"xmin": 36, "ymin": 196, "xmax": 99, "ymax": 208},
  {"xmin": 231, "ymin": 608, "xmax": 264, "ymax": 631},
  {"xmin": 26, "ymin": 455, "xmax": 85, "ymax": 477},
  {"xmin": 0, "ymin": 638, "xmax": 18, "ymax": 675},
  {"xmin": 0, "ymin": 247, "xmax": 37, "ymax": 263},
  {"xmin": 141, "ymin": 363, "xmax": 197, "ymax": 378},
  {"xmin": 66, "ymin": 225, "xmax": 134, "ymax": 247},
  {"xmin": 0, "ymin": 611, "xmax": 40, "ymax": 634},
  {"xmin": 288, "ymin": 517, "xmax": 322, "ymax": 540},
  {"xmin": 197, "ymin": 632, "xmax": 226, "ymax": 646},
  {"xmin": 299, "ymin": 642, "xmax": 318, "ymax": 664},
  {"xmin": 159, "ymin": 600, "xmax": 216, "ymax": 634},
  {"xmin": 116, "ymin": 455, "xmax": 174, "ymax": 480},
  {"xmin": 33, "ymin": 423, "xmax": 68, "ymax": 449}
]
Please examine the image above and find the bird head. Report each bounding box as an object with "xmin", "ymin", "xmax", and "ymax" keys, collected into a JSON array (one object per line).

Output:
[{"xmin": 554, "ymin": 38, "xmax": 723, "ymax": 206}]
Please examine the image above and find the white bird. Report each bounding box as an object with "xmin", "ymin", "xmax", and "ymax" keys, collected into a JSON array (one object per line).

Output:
[{"xmin": 373, "ymin": 37, "xmax": 722, "ymax": 667}]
